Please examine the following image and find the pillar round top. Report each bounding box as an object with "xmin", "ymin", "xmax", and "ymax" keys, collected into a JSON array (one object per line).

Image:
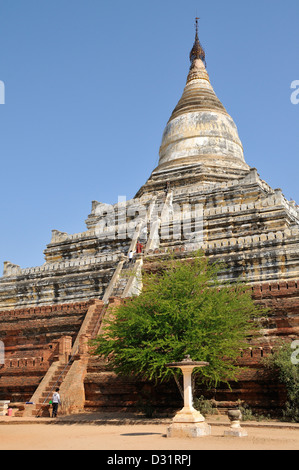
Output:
[{"xmin": 165, "ymin": 355, "xmax": 209, "ymax": 369}]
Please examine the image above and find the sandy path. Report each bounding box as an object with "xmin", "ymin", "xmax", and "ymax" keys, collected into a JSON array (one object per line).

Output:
[{"xmin": 0, "ymin": 422, "xmax": 299, "ymax": 450}]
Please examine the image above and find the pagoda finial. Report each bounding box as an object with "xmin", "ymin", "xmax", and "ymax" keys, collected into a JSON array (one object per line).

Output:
[
  {"xmin": 195, "ymin": 17, "xmax": 200, "ymax": 34},
  {"xmin": 189, "ymin": 17, "xmax": 206, "ymax": 67}
]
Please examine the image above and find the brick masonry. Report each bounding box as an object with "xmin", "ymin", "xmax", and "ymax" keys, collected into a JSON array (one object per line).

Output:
[
  {"xmin": 0, "ymin": 280, "xmax": 298, "ymax": 414},
  {"xmin": 0, "ymin": 301, "xmax": 91, "ymax": 403}
]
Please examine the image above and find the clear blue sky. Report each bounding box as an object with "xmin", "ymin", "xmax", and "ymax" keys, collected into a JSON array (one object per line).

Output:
[{"xmin": 0, "ymin": 0, "xmax": 298, "ymax": 270}]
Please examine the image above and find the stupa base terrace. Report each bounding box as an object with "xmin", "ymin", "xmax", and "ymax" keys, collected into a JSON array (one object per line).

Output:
[
  {"xmin": 1, "ymin": 167, "xmax": 299, "ymax": 311},
  {"xmin": 0, "ymin": 276, "xmax": 298, "ymax": 417}
]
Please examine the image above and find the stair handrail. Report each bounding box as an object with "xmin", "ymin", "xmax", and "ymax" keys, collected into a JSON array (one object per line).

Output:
[
  {"xmin": 35, "ymin": 348, "xmax": 78, "ymax": 418},
  {"xmin": 89, "ymin": 305, "xmax": 109, "ymax": 339}
]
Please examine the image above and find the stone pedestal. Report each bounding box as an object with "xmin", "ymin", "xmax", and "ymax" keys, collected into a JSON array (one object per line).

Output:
[
  {"xmin": 167, "ymin": 407, "xmax": 211, "ymax": 437},
  {"xmin": 0, "ymin": 401, "xmax": 10, "ymax": 416},
  {"xmin": 166, "ymin": 358, "xmax": 211, "ymax": 438},
  {"xmin": 224, "ymin": 409, "xmax": 248, "ymax": 437}
]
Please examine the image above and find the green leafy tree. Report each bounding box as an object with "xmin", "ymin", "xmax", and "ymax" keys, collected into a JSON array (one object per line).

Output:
[
  {"xmin": 91, "ymin": 252, "xmax": 265, "ymax": 386},
  {"xmin": 264, "ymin": 342, "xmax": 299, "ymax": 422}
]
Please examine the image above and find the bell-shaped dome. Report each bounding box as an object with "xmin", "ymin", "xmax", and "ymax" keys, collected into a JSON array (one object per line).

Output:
[{"xmin": 156, "ymin": 24, "xmax": 249, "ymax": 173}]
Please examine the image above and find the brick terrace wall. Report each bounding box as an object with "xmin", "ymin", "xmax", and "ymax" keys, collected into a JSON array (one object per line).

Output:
[
  {"xmin": 84, "ymin": 358, "xmax": 182, "ymax": 415},
  {"xmin": 202, "ymin": 280, "xmax": 299, "ymax": 413},
  {"xmin": 1, "ymin": 280, "xmax": 299, "ymax": 413},
  {"xmin": 0, "ymin": 301, "xmax": 92, "ymax": 402},
  {"xmin": 251, "ymin": 280, "xmax": 299, "ymax": 339},
  {"xmin": 84, "ymin": 280, "xmax": 299, "ymax": 415}
]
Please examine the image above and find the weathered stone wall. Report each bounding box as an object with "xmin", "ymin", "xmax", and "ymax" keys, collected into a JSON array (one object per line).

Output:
[
  {"xmin": 0, "ymin": 255, "xmax": 118, "ymax": 310},
  {"xmin": 0, "ymin": 279, "xmax": 298, "ymax": 413},
  {"xmin": 0, "ymin": 301, "xmax": 91, "ymax": 402},
  {"xmin": 3, "ymin": 167, "xmax": 299, "ymax": 311},
  {"xmin": 84, "ymin": 358, "xmax": 182, "ymax": 415},
  {"xmin": 1, "ymin": 167, "xmax": 299, "ymax": 311},
  {"xmin": 82, "ymin": 279, "xmax": 299, "ymax": 415}
]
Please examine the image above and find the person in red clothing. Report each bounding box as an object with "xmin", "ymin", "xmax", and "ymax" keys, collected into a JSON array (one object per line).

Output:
[{"xmin": 136, "ymin": 241, "xmax": 144, "ymax": 254}]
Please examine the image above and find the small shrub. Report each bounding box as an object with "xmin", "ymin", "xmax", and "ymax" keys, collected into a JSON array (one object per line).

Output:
[
  {"xmin": 193, "ymin": 395, "xmax": 217, "ymax": 416},
  {"xmin": 263, "ymin": 343, "xmax": 299, "ymax": 423},
  {"xmin": 237, "ymin": 401, "xmax": 270, "ymax": 422}
]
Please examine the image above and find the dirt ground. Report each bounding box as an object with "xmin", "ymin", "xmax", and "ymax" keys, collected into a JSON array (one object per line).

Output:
[{"xmin": 0, "ymin": 418, "xmax": 299, "ymax": 451}]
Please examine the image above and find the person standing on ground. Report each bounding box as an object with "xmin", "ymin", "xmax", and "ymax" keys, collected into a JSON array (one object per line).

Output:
[{"xmin": 52, "ymin": 388, "xmax": 61, "ymax": 418}]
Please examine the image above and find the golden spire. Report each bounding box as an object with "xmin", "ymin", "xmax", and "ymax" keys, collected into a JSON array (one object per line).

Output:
[{"xmin": 189, "ymin": 17, "xmax": 206, "ymax": 66}]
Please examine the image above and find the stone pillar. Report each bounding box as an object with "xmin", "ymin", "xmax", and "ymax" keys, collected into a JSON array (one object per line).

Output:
[
  {"xmin": 58, "ymin": 336, "xmax": 72, "ymax": 363},
  {"xmin": 182, "ymin": 366, "xmax": 193, "ymax": 411},
  {"xmin": 224, "ymin": 410, "xmax": 248, "ymax": 437},
  {"xmin": 78, "ymin": 334, "xmax": 90, "ymax": 356},
  {"xmin": 166, "ymin": 362, "xmax": 211, "ymax": 438}
]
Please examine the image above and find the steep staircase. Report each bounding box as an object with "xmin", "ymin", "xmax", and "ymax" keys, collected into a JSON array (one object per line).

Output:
[
  {"xmin": 19, "ymin": 360, "xmax": 73, "ymax": 417},
  {"xmin": 17, "ymin": 192, "xmax": 175, "ymax": 417},
  {"xmin": 34, "ymin": 363, "xmax": 72, "ymax": 417},
  {"xmin": 18, "ymin": 300, "xmax": 106, "ymax": 418}
]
